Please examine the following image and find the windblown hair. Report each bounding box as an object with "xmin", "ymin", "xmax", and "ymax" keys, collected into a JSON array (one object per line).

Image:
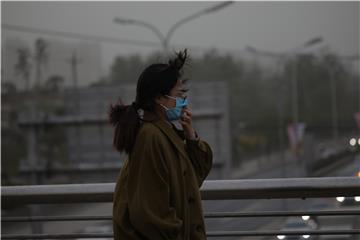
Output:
[{"xmin": 108, "ymin": 49, "xmax": 189, "ymax": 155}]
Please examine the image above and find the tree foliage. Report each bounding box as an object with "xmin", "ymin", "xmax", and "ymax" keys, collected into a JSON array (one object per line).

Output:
[{"xmin": 103, "ymin": 48, "xmax": 358, "ymax": 161}]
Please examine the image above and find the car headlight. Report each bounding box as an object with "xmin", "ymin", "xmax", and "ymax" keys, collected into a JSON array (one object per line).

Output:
[
  {"xmin": 336, "ymin": 196, "xmax": 345, "ymax": 202},
  {"xmin": 277, "ymin": 235, "xmax": 286, "ymax": 239},
  {"xmin": 350, "ymin": 138, "xmax": 357, "ymax": 146},
  {"xmin": 302, "ymin": 235, "xmax": 310, "ymax": 239},
  {"xmin": 355, "ymin": 196, "xmax": 360, "ymax": 202},
  {"xmin": 302, "ymin": 215, "xmax": 310, "ymax": 221}
]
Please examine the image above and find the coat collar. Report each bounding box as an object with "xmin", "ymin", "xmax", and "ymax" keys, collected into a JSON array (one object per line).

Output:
[{"xmin": 142, "ymin": 110, "xmax": 189, "ymax": 160}]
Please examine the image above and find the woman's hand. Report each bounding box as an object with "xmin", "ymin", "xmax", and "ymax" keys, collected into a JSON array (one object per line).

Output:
[{"xmin": 179, "ymin": 107, "xmax": 196, "ymax": 140}]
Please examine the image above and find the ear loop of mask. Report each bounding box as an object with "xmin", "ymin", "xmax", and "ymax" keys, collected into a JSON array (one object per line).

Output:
[
  {"xmin": 166, "ymin": 95, "xmax": 186, "ymax": 101},
  {"xmin": 159, "ymin": 103, "xmax": 169, "ymax": 110},
  {"xmin": 157, "ymin": 95, "xmax": 172, "ymax": 110}
]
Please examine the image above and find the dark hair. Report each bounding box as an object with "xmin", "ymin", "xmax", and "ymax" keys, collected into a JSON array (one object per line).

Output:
[{"xmin": 108, "ymin": 49, "xmax": 189, "ymax": 155}]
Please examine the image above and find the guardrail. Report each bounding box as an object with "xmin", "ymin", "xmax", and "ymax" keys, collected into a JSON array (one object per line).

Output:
[{"xmin": 2, "ymin": 177, "xmax": 360, "ymax": 239}]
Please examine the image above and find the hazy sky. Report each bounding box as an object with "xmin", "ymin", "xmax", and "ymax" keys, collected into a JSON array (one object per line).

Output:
[{"xmin": 2, "ymin": 1, "xmax": 359, "ymax": 75}]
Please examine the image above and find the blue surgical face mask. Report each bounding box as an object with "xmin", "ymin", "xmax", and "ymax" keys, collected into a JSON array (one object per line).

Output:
[{"xmin": 160, "ymin": 95, "xmax": 188, "ymax": 121}]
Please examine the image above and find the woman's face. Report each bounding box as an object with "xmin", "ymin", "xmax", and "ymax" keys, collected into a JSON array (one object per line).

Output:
[{"xmin": 160, "ymin": 79, "xmax": 187, "ymax": 108}]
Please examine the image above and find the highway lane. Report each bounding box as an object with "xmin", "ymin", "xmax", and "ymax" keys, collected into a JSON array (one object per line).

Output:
[{"xmin": 202, "ymin": 154, "xmax": 360, "ymax": 239}]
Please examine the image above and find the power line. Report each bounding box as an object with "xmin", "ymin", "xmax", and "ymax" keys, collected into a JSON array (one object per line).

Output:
[
  {"xmin": 3, "ymin": 24, "xmax": 160, "ymax": 48},
  {"xmin": 2, "ymin": 23, "xmax": 248, "ymax": 55}
]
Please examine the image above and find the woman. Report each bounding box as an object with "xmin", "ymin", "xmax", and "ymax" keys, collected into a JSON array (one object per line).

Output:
[{"xmin": 109, "ymin": 49, "xmax": 213, "ymax": 240}]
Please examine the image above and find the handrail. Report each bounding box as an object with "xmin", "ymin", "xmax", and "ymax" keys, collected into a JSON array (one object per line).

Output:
[
  {"xmin": 2, "ymin": 177, "xmax": 360, "ymax": 206},
  {"xmin": 2, "ymin": 230, "xmax": 360, "ymax": 239},
  {"xmin": 3, "ymin": 210, "xmax": 360, "ymax": 222}
]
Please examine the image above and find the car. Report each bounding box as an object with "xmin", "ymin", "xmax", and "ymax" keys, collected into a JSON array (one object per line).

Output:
[
  {"xmin": 276, "ymin": 217, "xmax": 318, "ymax": 240},
  {"xmin": 335, "ymin": 167, "xmax": 360, "ymax": 206},
  {"xmin": 301, "ymin": 200, "xmax": 332, "ymax": 224},
  {"xmin": 336, "ymin": 195, "xmax": 360, "ymax": 206},
  {"xmin": 75, "ymin": 223, "xmax": 113, "ymax": 240},
  {"xmin": 334, "ymin": 155, "xmax": 360, "ymax": 206}
]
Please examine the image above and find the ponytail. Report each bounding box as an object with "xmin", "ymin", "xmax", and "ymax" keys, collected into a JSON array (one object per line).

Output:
[{"xmin": 108, "ymin": 100, "xmax": 141, "ymax": 155}]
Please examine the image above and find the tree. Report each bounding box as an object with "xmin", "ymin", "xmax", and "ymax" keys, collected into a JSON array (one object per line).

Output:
[
  {"xmin": 1, "ymin": 127, "xmax": 27, "ymax": 185},
  {"xmin": 44, "ymin": 75, "xmax": 65, "ymax": 92},
  {"xmin": 187, "ymin": 48, "xmax": 242, "ymax": 81},
  {"xmin": 106, "ymin": 48, "xmax": 357, "ymax": 163},
  {"xmin": 1, "ymin": 81, "xmax": 17, "ymax": 95},
  {"xmin": 14, "ymin": 47, "xmax": 32, "ymax": 92},
  {"xmin": 279, "ymin": 50, "xmax": 356, "ymax": 138},
  {"xmin": 1, "ymin": 87, "xmax": 26, "ymax": 185},
  {"xmin": 34, "ymin": 38, "xmax": 49, "ymax": 89},
  {"xmin": 38, "ymin": 122, "xmax": 69, "ymax": 178},
  {"xmin": 110, "ymin": 54, "xmax": 144, "ymax": 84}
]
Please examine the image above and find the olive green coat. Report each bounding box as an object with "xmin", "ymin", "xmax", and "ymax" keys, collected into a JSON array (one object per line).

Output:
[{"xmin": 112, "ymin": 113, "xmax": 213, "ymax": 240}]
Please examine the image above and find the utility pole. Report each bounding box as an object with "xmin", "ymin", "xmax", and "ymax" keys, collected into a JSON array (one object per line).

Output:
[
  {"xmin": 66, "ymin": 50, "xmax": 82, "ymax": 163},
  {"xmin": 329, "ymin": 65, "xmax": 339, "ymax": 140},
  {"xmin": 67, "ymin": 50, "xmax": 82, "ymax": 112}
]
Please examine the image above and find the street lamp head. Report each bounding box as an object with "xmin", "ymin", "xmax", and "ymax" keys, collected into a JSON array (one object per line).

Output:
[
  {"xmin": 304, "ymin": 37, "xmax": 323, "ymax": 48},
  {"xmin": 245, "ymin": 45, "xmax": 257, "ymax": 54},
  {"xmin": 113, "ymin": 17, "xmax": 134, "ymax": 25}
]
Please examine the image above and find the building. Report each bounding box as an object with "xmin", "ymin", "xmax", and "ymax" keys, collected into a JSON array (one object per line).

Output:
[
  {"xmin": 62, "ymin": 81, "xmax": 231, "ymax": 180},
  {"xmin": 15, "ymin": 81, "xmax": 231, "ymax": 184},
  {"xmin": 2, "ymin": 36, "xmax": 102, "ymax": 91}
]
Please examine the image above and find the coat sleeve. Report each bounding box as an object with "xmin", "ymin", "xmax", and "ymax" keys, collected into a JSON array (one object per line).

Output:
[
  {"xmin": 185, "ymin": 132, "xmax": 213, "ymax": 187},
  {"xmin": 127, "ymin": 130, "xmax": 183, "ymax": 240}
]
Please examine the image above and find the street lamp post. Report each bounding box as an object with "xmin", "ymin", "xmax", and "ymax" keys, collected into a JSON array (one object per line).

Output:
[
  {"xmin": 328, "ymin": 64, "xmax": 339, "ymax": 140},
  {"xmin": 290, "ymin": 37, "xmax": 323, "ymax": 128},
  {"xmin": 246, "ymin": 37, "xmax": 323, "ymax": 129},
  {"xmin": 246, "ymin": 37, "xmax": 323, "ymax": 178},
  {"xmin": 113, "ymin": 1, "xmax": 234, "ymax": 55}
]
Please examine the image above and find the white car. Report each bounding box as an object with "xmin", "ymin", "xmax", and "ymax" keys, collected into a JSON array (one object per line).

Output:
[
  {"xmin": 276, "ymin": 217, "xmax": 318, "ymax": 240},
  {"xmin": 336, "ymin": 195, "xmax": 360, "ymax": 206},
  {"xmin": 75, "ymin": 223, "xmax": 113, "ymax": 240}
]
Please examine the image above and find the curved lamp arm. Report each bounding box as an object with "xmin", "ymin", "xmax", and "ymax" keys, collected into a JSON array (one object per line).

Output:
[
  {"xmin": 165, "ymin": 1, "xmax": 234, "ymax": 51},
  {"xmin": 114, "ymin": 17, "xmax": 166, "ymax": 46}
]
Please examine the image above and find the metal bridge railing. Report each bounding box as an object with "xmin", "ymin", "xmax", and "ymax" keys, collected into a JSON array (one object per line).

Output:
[{"xmin": 2, "ymin": 176, "xmax": 360, "ymax": 239}]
